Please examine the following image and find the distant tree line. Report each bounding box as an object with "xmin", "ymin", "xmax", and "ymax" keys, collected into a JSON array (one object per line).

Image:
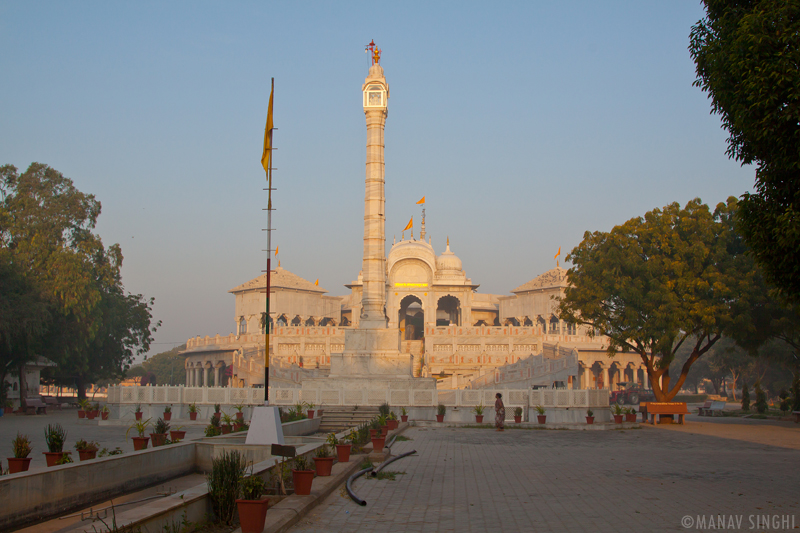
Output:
[
  {"xmin": 126, "ymin": 344, "xmax": 187, "ymax": 386},
  {"xmin": 0, "ymin": 163, "xmax": 159, "ymax": 404}
]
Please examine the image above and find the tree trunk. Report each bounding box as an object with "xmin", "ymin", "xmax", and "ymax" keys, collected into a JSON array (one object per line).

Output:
[
  {"xmin": 18, "ymin": 364, "xmax": 28, "ymax": 410},
  {"xmin": 729, "ymin": 370, "xmax": 738, "ymax": 401},
  {"xmin": 76, "ymin": 376, "xmax": 87, "ymax": 400}
]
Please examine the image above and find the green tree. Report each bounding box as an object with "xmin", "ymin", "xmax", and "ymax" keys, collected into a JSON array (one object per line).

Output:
[
  {"xmin": 0, "ymin": 163, "xmax": 158, "ymax": 398},
  {"xmin": 559, "ymin": 198, "xmax": 768, "ymax": 401},
  {"xmin": 754, "ymin": 380, "xmax": 768, "ymax": 413},
  {"xmin": 128, "ymin": 345, "xmax": 187, "ymax": 386},
  {"xmin": 741, "ymin": 382, "xmax": 750, "ymax": 411},
  {"xmin": 690, "ymin": 1, "xmax": 800, "ymax": 303}
]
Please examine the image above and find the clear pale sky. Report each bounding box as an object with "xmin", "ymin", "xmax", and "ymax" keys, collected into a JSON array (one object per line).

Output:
[{"xmin": 0, "ymin": 2, "xmax": 754, "ymax": 359}]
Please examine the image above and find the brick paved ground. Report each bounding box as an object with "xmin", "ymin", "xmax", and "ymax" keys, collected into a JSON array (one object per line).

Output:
[
  {"xmin": 0, "ymin": 409, "xmax": 207, "ymax": 473},
  {"xmin": 288, "ymin": 424, "xmax": 800, "ymax": 532}
]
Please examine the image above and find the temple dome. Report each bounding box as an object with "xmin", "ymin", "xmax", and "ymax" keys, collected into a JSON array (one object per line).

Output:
[{"xmin": 436, "ymin": 240, "xmax": 462, "ymax": 272}]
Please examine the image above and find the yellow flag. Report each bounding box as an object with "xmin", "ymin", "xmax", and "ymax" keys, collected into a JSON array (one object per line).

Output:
[
  {"xmin": 416, "ymin": 196, "xmax": 425, "ymax": 205},
  {"xmin": 314, "ymin": 279, "xmax": 319, "ymax": 286},
  {"xmin": 554, "ymin": 246, "xmax": 561, "ymax": 259},
  {"xmin": 261, "ymin": 79, "xmax": 274, "ymax": 176},
  {"xmin": 275, "ymin": 245, "xmax": 278, "ymax": 256},
  {"xmin": 403, "ymin": 218, "xmax": 413, "ymax": 231}
]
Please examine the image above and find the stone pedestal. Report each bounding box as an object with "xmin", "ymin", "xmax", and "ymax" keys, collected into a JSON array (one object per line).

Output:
[{"xmin": 330, "ymin": 328, "xmax": 409, "ymax": 378}]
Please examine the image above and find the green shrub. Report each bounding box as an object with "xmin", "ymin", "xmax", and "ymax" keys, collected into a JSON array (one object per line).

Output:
[
  {"xmin": 792, "ymin": 374, "xmax": 800, "ymax": 412},
  {"xmin": 379, "ymin": 403, "xmax": 390, "ymax": 417},
  {"xmin": 44, "ymin": 424, "xmax": 67, "ymax": 453},
  {"xmin": 741, "ymin": 383, "xmax": 751, "ymax": 412},
  {"xmin": 206, "ymin": 450, "xmax": 247, "ymax": 525},
  {"xmin": 240, "ymin": 475, "xmax": 267, "ymax": 500},
  {"xmin": 755, "ymin": 381, "xmax": 768, "ymax": 414}
]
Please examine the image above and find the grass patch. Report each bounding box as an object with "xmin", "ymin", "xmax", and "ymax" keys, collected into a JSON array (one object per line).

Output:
[
  {"xmin": 359, "ymin": 458, "xmax": 374, "ymax": 470},
  {"xmin": 393, "ymin": 435, "xmax": 413, "ymax": 441}
]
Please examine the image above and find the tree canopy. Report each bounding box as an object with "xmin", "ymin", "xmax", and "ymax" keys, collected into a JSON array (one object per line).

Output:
[
  {"xmin": 1, "ymin": 163, "xmax": 158, "ymax": 398},
  {"xmin": 690, "ymin": 0, "xmax": 800, "ymax": 303},
  {"xmin": 559, "ymin": 198, "xmax": 769, "ymax": 401}
]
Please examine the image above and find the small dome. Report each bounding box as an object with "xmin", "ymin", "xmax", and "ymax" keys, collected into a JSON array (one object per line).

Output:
[{"xmin": 436, "ymin": 240, "xmax": 462, "ymax": 272}]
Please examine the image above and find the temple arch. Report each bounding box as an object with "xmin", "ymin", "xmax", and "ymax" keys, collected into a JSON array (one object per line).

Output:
[
  {"xmin": 291, "ymin": 315, "xmax": 302, "ymax": 326},
  {"xmin": 399, "ymin": 294, "xmax": 425, "ymax": 341},
  {"xmin": 436, "ymin": 295, "xmax": 461, "ymax": 326}
]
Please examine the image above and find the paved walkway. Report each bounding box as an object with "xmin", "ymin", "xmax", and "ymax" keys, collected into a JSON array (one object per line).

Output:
[
  {"xmin": 0, "ymin": 410, "xmax": 207, "ymax": 473},
  {"xmin": 288, "ymin": 423, "xmax": 799, "ymax": 532}
]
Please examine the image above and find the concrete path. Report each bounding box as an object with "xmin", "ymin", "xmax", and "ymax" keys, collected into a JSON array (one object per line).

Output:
[
  {"xmin": 0, "ymin": 410, "xmax": 207, "ymax": 473},
  {"xmin": 288, "ymin": 425, "xmax": 799, "ymax": 532},
  {"xmin": 653, "ymin": 413, "xmax": 800, "ymax": 450}
]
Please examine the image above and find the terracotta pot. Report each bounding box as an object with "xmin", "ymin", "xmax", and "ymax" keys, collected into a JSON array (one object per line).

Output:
[
  {"xmin": 400, "ymin": 415, "xmax": 408, "ymax": 423},
  {"xmin": 388, "ymin": 419, "xmax": 399, "ymax": 430},
  {"xmin": 150, "ymin": 433, "xmax": 167, "ymax": 447},
  {"xmin": 214, "ymin": 412, "xmax": 221, "ymax": 420},
  {"xmin": 101, "ymin": 412, "xmax": 109, "ymax": 420},
  {"xmin": 514, "ymin": 416, "xmax": 522, "ymax": 423},
  {"xmin": 170, "ymin": 430, "xmax": 186, "ymax": 441},
  {"xmin": 313, "ymin": 456, "xmax": 334, "ymax": 476},
  {"xmin": 307, "ymin": 410, "xmax": 315, "ymax": 419},
  {"xmin": 335, "ymin": 444, "xmax": 351, "ymax": 463},
  {"xmin": 44, "ymin": 451, "xmax": 70, "ymax": 467},
  {"xmin": 537, "ymin": 415, "xmax": 546, "ymax": 424},
  {"xmin": 380, "ymin": 425, "xmax": 388, "ymax": 437},
  {"xmin": 78, "ymin": 410, "xmax": 86, "ymax": 419},
  {"xmin": 369, "ymin": 429, "xmax": 378, "ymax": 438},
  {"xmin": 371, "ymin": 437, "xmax": 385, "ymax": 452},
  {"xmin": 189, "ymin": 412, "xmax": 198, "ymax": 421},
  {"xmin": 236, "ymin": 412, "xmax": 244, "ymax": 420},
  {"xmin": 236, "ymin": 498, "xmax": 270, "ymax": 533},
  {"xmin": 475, "ymin": 415, "xmax": 484, "ymax": 423},
  {"xmin": 613, "ymin": 414, "xmax": 624, "ymax": 424},
  {"xmin": 93, "ymin": 410, "xmax": 100, "ymax": 418},
  {"xmin": 78, "ymin": 449, "xmax": 98, "ymax": 461},
  {"xmin": 132, "ymin": 436, "xmax": 149, "ymax": 450},
  {"xmin": 86, "ymin": 411, "xmax": 96, "ymax": 420},
  {"xmin": 135, "ymin": 412, "xmax": 143, "ymax": 420},
  {"xmin": 586, "ymin": 416, "xmax": 595, "ymax": 425},
  {"xmin": 233, "ymin": 423, "xmax": 243, "ymax": 431},
  {"xmin": 625, "ymin": 413, "xmax": 637, "ymax": 423},
  {"xmin": 436, "ymin": 414, "xmax": 444, "ymax": 422},
  {"xmin": 292, "ymin": 469, "xmax": 314, "ymax": 495},
  {"xmin": 8, "ymin": 457, "xmax": 32, "ymax": 473},
  {"xmin": 221, "ymin": 425, "xmax": 232, "ymax": 434},
  {"xmin": 3, "ymin": 407, "xmax": 13, "ymax": 414},
  {"xmin": 163, "ymin": 412, "xmax": 172, "ymax": 421}
]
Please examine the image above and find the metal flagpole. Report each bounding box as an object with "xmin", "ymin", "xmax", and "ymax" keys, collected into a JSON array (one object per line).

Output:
[{"xmin": 264, "ymin": 77, "xmax": 274, "ymax": 405}]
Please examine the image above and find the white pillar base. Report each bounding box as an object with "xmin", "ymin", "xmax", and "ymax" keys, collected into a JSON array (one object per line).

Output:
[{"xmin": 245, "ymin": 406, "xmax": 285, "ymax": 446}]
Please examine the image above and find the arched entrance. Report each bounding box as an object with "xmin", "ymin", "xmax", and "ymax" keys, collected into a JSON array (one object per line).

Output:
[
  {"xmin": 436, "ymin": 295, "xmax": 461, "ymax": 326},
  {"xmin": 399, "ymin": 295, "xmax": 425, "ymax": 341}
]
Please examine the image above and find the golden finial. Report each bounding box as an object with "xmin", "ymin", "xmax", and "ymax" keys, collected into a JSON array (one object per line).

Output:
[{"xmin": 365, "ymin": 40, "xmax": 381, "ymax": 65}]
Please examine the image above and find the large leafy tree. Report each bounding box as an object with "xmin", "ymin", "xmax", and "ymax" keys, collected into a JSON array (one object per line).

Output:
[
  {"xmin": 1, "ymin": 163, "xmax": 158, "ymax": 398},
  {"xmin": 690, "ymin": 0, "xmax": 800, "ymax": 303},
  {"xmin": 559, "ymin": 198, "xmax": 768, "ymax": 402}
]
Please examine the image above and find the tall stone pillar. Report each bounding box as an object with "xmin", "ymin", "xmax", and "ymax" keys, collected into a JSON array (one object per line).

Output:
[
  {"xmin": 602, "ymin": 366, "xmax": 609, "ymax": 390},
  {"xmin": 186, "ymin": 369, "xmax": 191, "ymax": 387},
  {"xmin": 192, "ymin": 368, "xmax": 198, "ymax": 387},
  {"xmin": 214, "ymin": 367, "xmax": 220, "ymax": 388}
]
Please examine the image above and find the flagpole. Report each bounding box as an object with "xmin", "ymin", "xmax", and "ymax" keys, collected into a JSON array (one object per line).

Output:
[{"xmin": 264, "ymin": 77, "xmax": 274, "ymax": 405}]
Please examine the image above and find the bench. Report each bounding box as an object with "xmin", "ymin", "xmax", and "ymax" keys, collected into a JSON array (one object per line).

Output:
[
  {"xmin": 43, "ymin": 396, "xmax": 62, "ymax": 410},
  {"xmin": 793, "ymin": 411, "xmax": 800, "ymax": 424},
  {"xmin": 698, "ymin": 400, "xmax": 725, "ymax": 416},
  {"xmin": 24, "ymin": 398, "xmax": 48, "ymax": 415},
  {"xmin": 639, "ymin": 402, "xmax": 649, "ymax": 423},
  {"xmin": 646, "ymin": 402, "xmax": 689, "ymax": 425}
]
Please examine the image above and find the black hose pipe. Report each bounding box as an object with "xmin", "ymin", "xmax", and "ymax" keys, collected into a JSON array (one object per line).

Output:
[
  {"xmin": 384, "ymin": 435, "xmax": 397, "ymax": 450},
  {"xmin": 346, "ymin": 466, "xmax": 373, "ymax": 506},
  {"xmin": 371, "ymin": 450, "xmax": 416, "ymax": 477}
]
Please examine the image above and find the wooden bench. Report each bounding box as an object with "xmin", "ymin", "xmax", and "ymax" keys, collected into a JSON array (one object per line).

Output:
[
  {"xmin": 639, "ymin": 402, "xmax": 649, "ymax": 423},
  {"xmin": 793, "ymin": 411, "xmax": 800, "ymax": 424},
  {"xmin": 698, "ymin": 400, "xmax": 725, "ymax": 416},
  {"xmin": 646, "ymin": 402, "xmax": 689, "ymax": 425},
  {"xmin": 43, "ymin": 396, "xmax": 62, "ymax": 410},
  {"xmin": 24, "ymin": 398, "xmax": 48, "ymax": 415}
]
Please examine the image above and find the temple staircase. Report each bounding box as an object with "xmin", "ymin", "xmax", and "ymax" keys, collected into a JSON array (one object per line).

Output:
[{"xmin": 318, "ymin": 406, "xmax": 380, "ymax": 434}]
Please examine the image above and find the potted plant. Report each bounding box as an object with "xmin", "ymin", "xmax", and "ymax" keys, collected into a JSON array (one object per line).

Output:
[
  {"xmin": 8, "ymin": 432, "xmax": 33, "ymax": 473},
  {"xmin": 387, "ymin": 411, "xmax": 399, "ymax": 430},
  {"xmin": 92, "ymin": 403, "xmax": 101, "ymax": 418},
  {"xmin": 3, "ymin": 399, "xmax": 13, "ymax": 415},
  {"xmin": 234, "ymin": 403, "xmax": 245, "ymax": 421},
  {"xmin": 205, "ymin": 415, "xmax": 222, "ymax": 437},
  {"xmin": 514, "ymin": 406, "xmax": 524, "ymax": 423},
  {"xmin": 625, "ymin": 407, "xmax": 637, "ymax": 423},
  {"xmin": 328, "ymin": 432, "xmax": 351, "ymax": 463},
  {"xmin": 43, "ymin": 423, "xmax": 70, "ymax": 466},
  {"xmin": 400, "ymin": 406, "xmax": 409, "ymax": 423},
  {"xmin": 377, "ymin": 414, "xmax": 389, "ymax": 437},
  {"xmin": 163, "ymin": 405, "xmax": 172, "ymax": 421},
  {"xmin": 151, "ymin": 418, "xmax": 170, "ymax": 446},
  {"xmin": 586, "ymin": 409, "xmax": 595, "ymax": 424},
  {"xmin": 75, "ymin": 439, "xmax": 99, "ymax": 461},
  {"xmin": 126, "ymin": 418, "xmax": 152, "ymax": 450},
  {"xmin": 535, "ymin": 405, "xmax": 546, "ymax": 424},
  {"xmin": 134, "ymin": 404, "xmax": 143, "ymax": 420},
  {"xmin": 86, "ymin": 402, "xmax": 97, "ymax": 420},
  {"xmin": 291, "ymin": 455, "xmax": 314, "ymax": 496},
  {"xmin": 612, "ymin": 404, "xmax": 624, "ymax": 424},
  {"xmin": 170, "ymin": 425, "xmax": 187, "ymax": 442},
  {"xmin": 306, "ymin": 401, "xmax": 316, "ymax": 420},
  {"xmin": 236, "ymin": 475, "xmax": 270, "ymax": 533},
  {"xmin": 221, "ymin": 412, "xmax": 233, "ymax": 434},
  {"xmin": 473, "ymin": 403, "xmax": 485, "ymax": 423},
  {"xmin": 313, "ymin": 444, "xmax": 334, "ymax": 476},
  {"xmin": 436, "ymin": 404, "xmax": 446, "ymax": 422},
  {"xmin": 370, "ymin": 420, "xmax": 386, "ymax": 452},
  {"xmin": 77, "ymin": 399, "xmax": 89, "ymax": 419},
  {"xmin": 188, "ymin": 402, "xmax": 198, "ymax": 421},
  {"xmin": 100, "ymin": 405, "xmax": 110, "ymax": 420},
  {"xmin": 214, "ymin": 404, "xmax": 221, "ymax": 420}
]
